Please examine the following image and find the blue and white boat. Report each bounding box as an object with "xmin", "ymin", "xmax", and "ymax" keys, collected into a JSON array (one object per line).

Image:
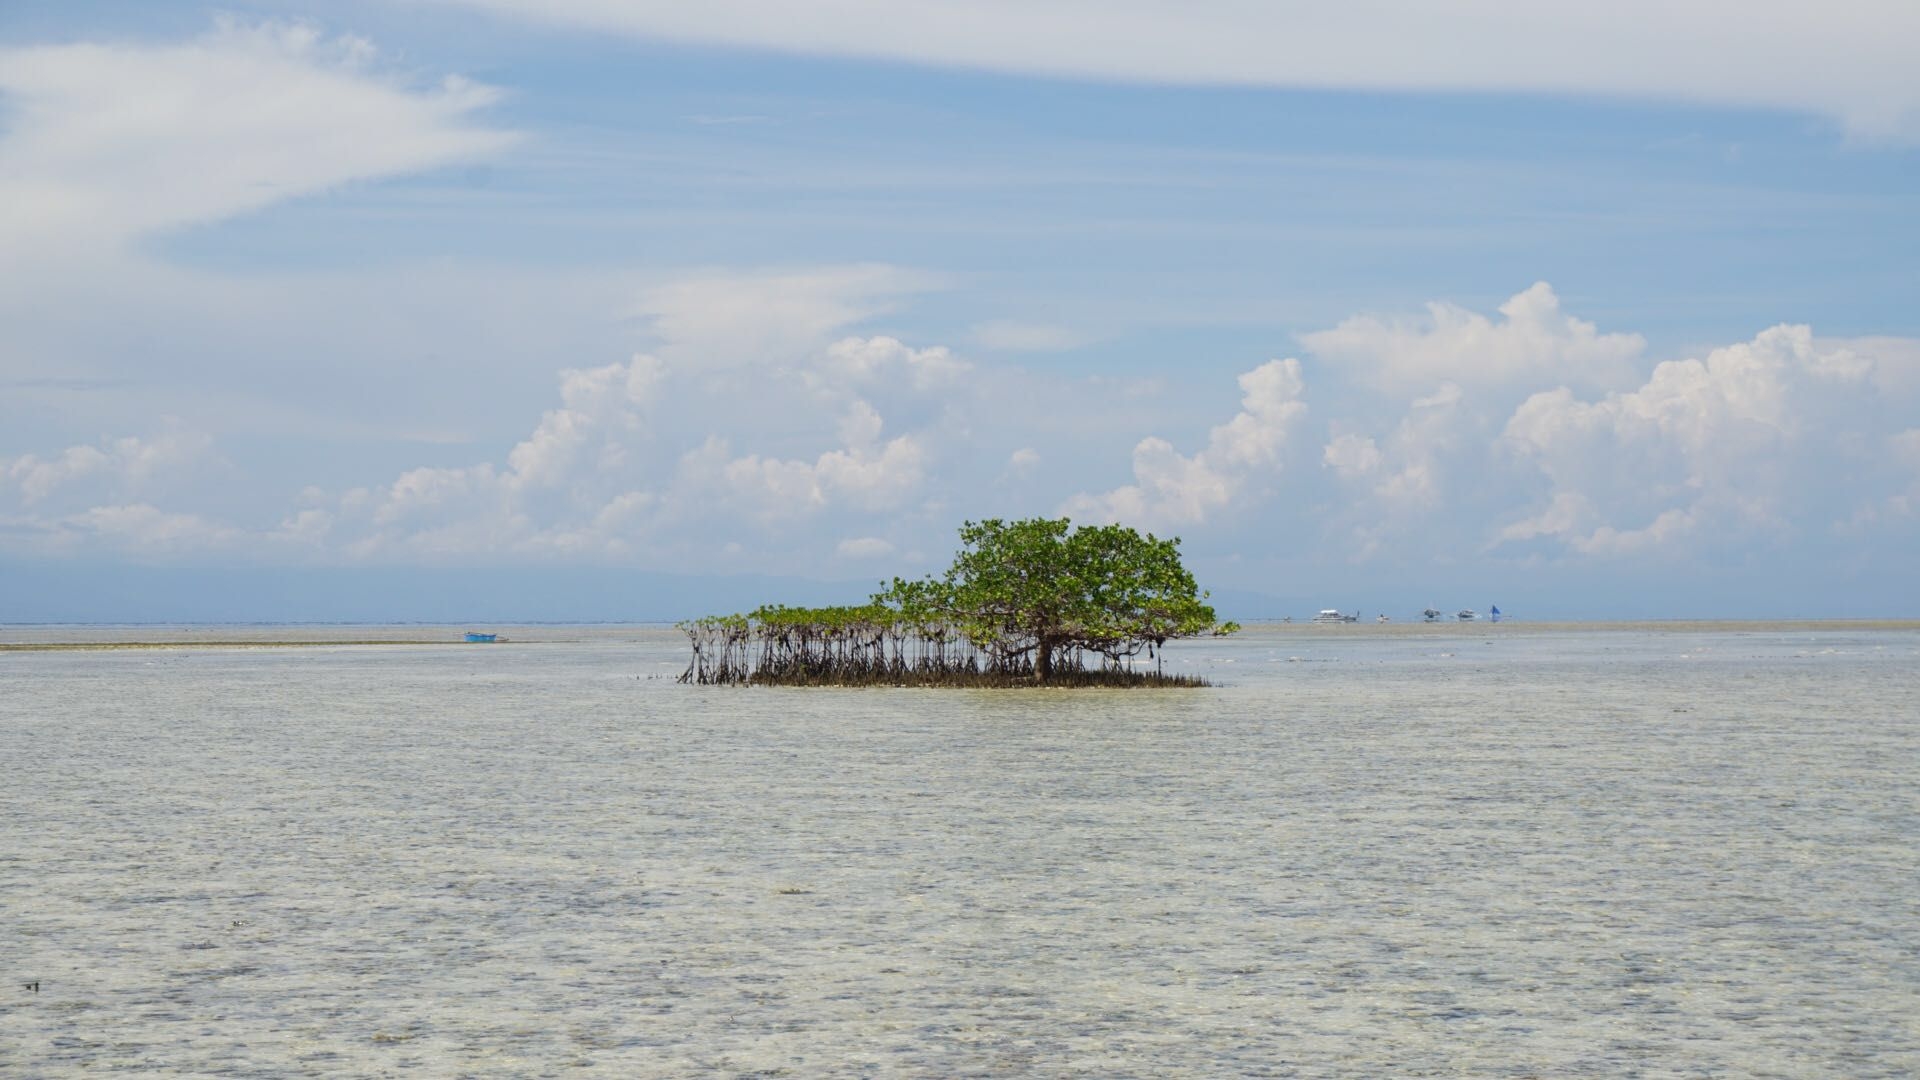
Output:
[{"xmin": 463, "ymin": 632, "xmax": 498, "ymax": 643}]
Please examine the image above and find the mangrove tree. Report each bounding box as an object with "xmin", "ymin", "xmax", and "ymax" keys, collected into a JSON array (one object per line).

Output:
[{"xmin": 679, "ymin": 518, "xmax": 1236, "ymax": 687}]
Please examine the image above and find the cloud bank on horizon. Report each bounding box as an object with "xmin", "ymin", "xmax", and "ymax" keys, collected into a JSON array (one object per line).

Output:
[
  {"xmin": 9, "ymin": 266, "xmax": 1917, "ymax": 582},
  {"xmin": 1, "ymin": 9, "xmax": 1917, "ymax": 613}
]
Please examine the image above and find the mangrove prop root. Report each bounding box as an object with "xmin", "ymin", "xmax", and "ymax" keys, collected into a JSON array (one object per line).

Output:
[{"xmin": 677, "ymin": 609, "xmax": 1208, "ymax": 688}]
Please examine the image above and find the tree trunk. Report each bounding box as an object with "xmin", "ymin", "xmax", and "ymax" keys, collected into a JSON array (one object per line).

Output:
[{"xmin": 1036, "ymin": 636, "xmax": 1055, "ymax": 682}]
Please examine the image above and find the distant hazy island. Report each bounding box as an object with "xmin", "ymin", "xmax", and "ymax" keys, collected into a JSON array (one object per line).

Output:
[{"xmin": 679, "ymin": 518, "xmax": 1238, "ymax": 687}]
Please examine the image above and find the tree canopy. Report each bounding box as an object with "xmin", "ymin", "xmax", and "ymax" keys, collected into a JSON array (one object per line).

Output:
[{"xmin": 878, "ymin": 517, "xmax": 1230, "ymax": 680}]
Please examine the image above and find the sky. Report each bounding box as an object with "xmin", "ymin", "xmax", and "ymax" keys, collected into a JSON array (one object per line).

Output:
[{"xmin": 2, "ymin": 1, "xmax": 1918, "ymax": 621}]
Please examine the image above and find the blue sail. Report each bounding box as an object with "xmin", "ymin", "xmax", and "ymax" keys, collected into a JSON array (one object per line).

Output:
[{"xmin": 1489, "ymin": 605, "xmax": 1502, "ymax": 623}]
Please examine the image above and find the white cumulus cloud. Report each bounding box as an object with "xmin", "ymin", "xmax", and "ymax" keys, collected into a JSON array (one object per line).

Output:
[
  {"xmin": 683, "ymin": 414, "xmax": 928, "ymax": 521},
  {"xmin": 1065, "ymin": 358, "xmax": 1306, "ymax": 527},
  {"xmin": 2, "ymin": 429, "xmax": 215, "ymax": 507},
  {"xmin": 820, "ymin": 336, "xmax": 972, "ymax": 391},
  {"xmin": 321, "ymin": 272, "xmax": 966, "ymax": 565},
  {"xmin": 636, "ymin": 265, "xmax": 940, "ymax": 370},
  {"xmin": 1301, "ymin": 282, "xmax": 1644, "ymax": 396},
  {"xmin": 1498, "ymin": 324, "xmax": 1883, "ymax": 555},
  {"xmin": 836, "ymin": 536, "xmax": 896, "ymax": 559},
  {"xmin": 9, "ymin": 275, "xmax": 1918, "ymax": 584}
]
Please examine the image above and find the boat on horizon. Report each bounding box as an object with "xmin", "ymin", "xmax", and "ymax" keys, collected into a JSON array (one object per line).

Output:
[
  {"xmin": 1312, "ymin": 609, "xmax": 1359, "ymax": 624},
  {"xmin": 463, "ymin": 632, "xmax": 499, "ymax": 643},
  {"xmin": 1456, "ymin": 609, "xmax": 1478, "ymax": 621},
  {"xmin": 1423, "ymin": 607, "xmax": 1443, "ymax": 622}
]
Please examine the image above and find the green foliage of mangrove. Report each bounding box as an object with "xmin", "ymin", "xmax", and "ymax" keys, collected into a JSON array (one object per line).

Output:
[{"xmin": 679, "ymin": 518, "xmax": 1235, "ymax": 687}]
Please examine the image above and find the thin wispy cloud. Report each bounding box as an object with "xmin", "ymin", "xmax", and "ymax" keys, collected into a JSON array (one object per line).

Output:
[
  {"xmin": 0, "ymin": 19, "xmax": 515, "ymax": 262},
  {"xmin": 430, "ymin": 0, "xmax": 1920, "ymax": 140}
]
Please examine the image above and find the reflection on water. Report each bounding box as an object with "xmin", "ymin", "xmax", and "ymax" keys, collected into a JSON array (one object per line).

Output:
[{"xmin": 3, "ymin": 625, "xmax": 1918, "ymax": 1076}]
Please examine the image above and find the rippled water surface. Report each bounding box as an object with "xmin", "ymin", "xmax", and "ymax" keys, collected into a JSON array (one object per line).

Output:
[{"xmin": 4, "ymin": 624, "xmax": 1918, "ymax": 1076}]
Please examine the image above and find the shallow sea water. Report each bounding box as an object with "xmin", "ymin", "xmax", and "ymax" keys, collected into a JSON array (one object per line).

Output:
[{"xmin": 3, "ymin": 624, "xmax": 1918, "ymax": 1077}]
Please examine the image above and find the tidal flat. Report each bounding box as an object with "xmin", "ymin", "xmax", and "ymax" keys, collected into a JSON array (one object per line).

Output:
[{"xmin": 3, "ymin": 623, "xmax": 1917, "ymax": 1076}]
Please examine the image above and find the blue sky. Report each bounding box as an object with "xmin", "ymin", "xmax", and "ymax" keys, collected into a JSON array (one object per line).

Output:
[{"xmin": 3, "ymin": 1, "xmax": 1918, "ymax": 620}]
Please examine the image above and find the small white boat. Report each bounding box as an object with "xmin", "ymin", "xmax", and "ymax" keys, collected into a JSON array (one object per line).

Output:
[
  {"xmin": 1312, "ymin": 609, "xmax": 1359, "ymax": 624},
  {"xmin": 1376, "ymin": 614, "xmax": 1391, "ymax": 623},
  {"xmin": 1456, "ymin": 609, "xmax": 1478, "ymax": 621}
]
